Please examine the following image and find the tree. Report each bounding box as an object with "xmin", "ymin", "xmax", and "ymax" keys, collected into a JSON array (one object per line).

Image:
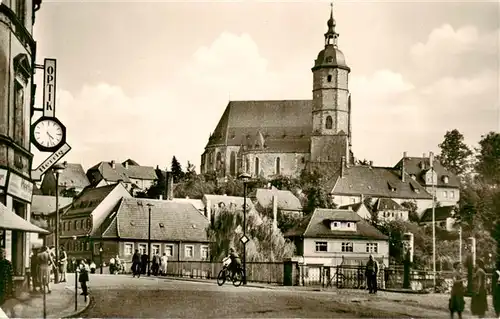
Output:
[
  {"xmin": 401, "ymin": 201, "xmax": 419, "ymax": 223},
  {"xmin": 476, "ymin": 132, "xmax": 500, "ymax": 185},
  {"xmin": 171, "ymin": 156, "xmax": 184, "ymax": 183},
  {"xmin": 206, "ymin": 206, "xmax": 295, "ymax": 262},
  {"xmin": 185, "ymin": 161, "xmax": 197, "ymax": 181},
  {"xmin": 437, "ymin": 129, "xmax": 473, "ymax": 176}
]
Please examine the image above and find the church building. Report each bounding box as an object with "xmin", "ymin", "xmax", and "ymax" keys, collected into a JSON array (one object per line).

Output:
[{"xmin": 200, "ymin": 6, "xmax": 354, "ymax": 179}]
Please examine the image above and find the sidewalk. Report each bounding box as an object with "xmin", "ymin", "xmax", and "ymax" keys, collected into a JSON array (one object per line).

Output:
[{"xmin": 1, "ymin": 278, "xmax": 91, "ymax": 318}]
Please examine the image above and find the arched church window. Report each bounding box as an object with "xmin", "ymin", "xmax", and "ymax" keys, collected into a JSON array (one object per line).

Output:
[
  {"xmin": 255, "ymin": 157, "xmax": 260, "ymax": 177},
  {"xmin": 246, "ymin": 157, "xmax": 250, "ymax": 173},
  {"xmin": 326, "ymin": 116, "xmax": 333, "ymax": 129},
  {"xmin": 229, "ymin": 152, "xmax": 236, "ymax": 176},
  {"xmin": 327, "ymin": 75, "xmax": 332, "ymax": 82},
  {"xmin": 275, "ymin": 157, "xmax": 281, "ymax": 175}
]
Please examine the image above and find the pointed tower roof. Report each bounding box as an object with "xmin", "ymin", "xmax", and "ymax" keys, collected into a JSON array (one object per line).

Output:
[{"xmin": 312, "ymin": 3, "xmax": 350, "ymax": 72}]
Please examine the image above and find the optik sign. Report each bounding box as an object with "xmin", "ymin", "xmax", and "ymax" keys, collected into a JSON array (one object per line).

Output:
[{"xmin": 43, "ymin": 59, "xmax": 56, "ymax": 117}]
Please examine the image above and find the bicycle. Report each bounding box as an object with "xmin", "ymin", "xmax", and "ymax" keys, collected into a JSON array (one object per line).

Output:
[{"xmin": 217, "ymin": 256, "xmax": 244, "ymax": 287}]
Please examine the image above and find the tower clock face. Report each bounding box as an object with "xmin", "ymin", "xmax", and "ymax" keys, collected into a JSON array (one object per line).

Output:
[{"xmin": 33, "ymin": 118, "xmax": 64, "ymax": 148}]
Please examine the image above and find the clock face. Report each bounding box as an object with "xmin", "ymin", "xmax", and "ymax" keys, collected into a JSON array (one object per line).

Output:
[{"xmin": 33, "ymin": 119, "xmax": 64, "ymax": 148}]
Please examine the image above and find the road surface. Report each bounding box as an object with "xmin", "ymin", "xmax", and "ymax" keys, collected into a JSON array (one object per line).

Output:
[{"xmin": 78, "ymin": 275, "xmax": 453, "ymax": 318}]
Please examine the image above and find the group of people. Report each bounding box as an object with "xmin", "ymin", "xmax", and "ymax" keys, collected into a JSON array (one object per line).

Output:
[
  {"xmin": 131, "ymin": 250, "xmax": 169, "ymax": 277},
  {"xmin": 449, "ymin": 258, "xmax": 500, "ymax": 319}
]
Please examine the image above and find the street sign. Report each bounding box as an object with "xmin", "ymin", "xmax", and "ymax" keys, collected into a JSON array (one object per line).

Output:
[
  {"xmin": 31, "ymin": 142, "xmax": 71, "ymax": 181},
  {"xmin": 43, "ymin": 58, "xmax": 57, "ymax": 118},
  {"xmin": 240, "ymin": 235, "xmax": 249, "ymax": 244}
]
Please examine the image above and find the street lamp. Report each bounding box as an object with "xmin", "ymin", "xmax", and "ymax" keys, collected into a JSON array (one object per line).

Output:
[
  {"xmin": 53, "ymin": 162, "xmax": 66, "ymax": 284},
  {"xmin": 429, "ymin": 152, "xmax": 437, "ymax": 291},
  {"xmin": 72, "ymin": 236, "xmax": 78, "ymax": 312},
  {"xmin": 99, "ymin": 246, "xmax": 103, "ymax": 274},
  {"xmin": 146, "ymin": 203, "xmax": 154, "ymax": 277},
  {"xmin": 238, "ymin": 172, "xmax": 251, "ymax": 285}
]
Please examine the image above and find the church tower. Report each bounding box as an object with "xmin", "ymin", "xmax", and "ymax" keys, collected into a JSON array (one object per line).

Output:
[{"xmin": 310, "ymin": 4, "xmax": 352, "ymax": 165}]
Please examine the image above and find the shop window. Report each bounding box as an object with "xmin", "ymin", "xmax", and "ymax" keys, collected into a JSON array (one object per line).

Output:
[{"xmin": 13, "ymin": 81, "xmax": 25, "ymax": 145}]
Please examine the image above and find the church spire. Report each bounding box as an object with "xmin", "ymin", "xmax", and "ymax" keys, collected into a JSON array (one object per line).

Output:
[{"xmin": 324, "ymin": 2, "xmax": 339, "ymax": 47}]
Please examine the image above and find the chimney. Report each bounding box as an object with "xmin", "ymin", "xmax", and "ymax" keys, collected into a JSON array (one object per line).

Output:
[
  {"xmin": 110, "ymin": 160, "xmax": 115, "ymax": 169},
  {"xmin": 124, "ymin": 161, "xmax": 129, "ymax": 169},
  {"xmin": 159, "ymin": 194, "xmax": 163, "ymax": 200},
  {"xmin": 340, "ymin": 156, "xmax": 345, "ymax": 178},
  {"xmin": 272, "ymin": 194, "xmax": 278, "ymax": 231},
  {"xmin": 429, "ymin": 151, "xmax": 434, "ymax": 169},
  {"xmin": 421, "ymin": 153, "xmax": 426, "ymax": 170},
  {"xmin": 369, "ymin": 161, "xmax": 373, "ymax": 167},
  {"xmin": 165, "ymin": 171, "xmax": 174, "ymax": 200},
  {"xmin": 401, "ymin": 151, "xmax": 406, "ymax": 182},
  {"xmin": 206, "ymin": 199, "xmax": 212, "ymax": 219}
]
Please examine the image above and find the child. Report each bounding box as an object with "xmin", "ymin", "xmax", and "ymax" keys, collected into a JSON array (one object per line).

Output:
[
  {"xmin": 449, "ymin": 262, "xmax": 465, "ymax": 319},
  {"xmin": 78, "ymin": 260, "xmax": 90, "ymax": 297}
]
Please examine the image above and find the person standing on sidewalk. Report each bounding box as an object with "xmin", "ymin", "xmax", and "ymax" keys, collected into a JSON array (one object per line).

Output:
[
  {"xmin": 449, "ymin": 262, "xmax": 465, "ymax": 319},
  {"xmin": 471, "ymin": 259, "xmax": 488, "ymax": 318},
  {"xmin": 365, "ymin": 255, "xmax": 378, "ymax": 294},
  {"xmin": 132, "ymin": 249, "xmax": 141, "ymax": 278},
  {"xmin": 59, "ymin": 246, "xmax": 68, "ymax": 283},
  {"xmin": 492, "ymin": 265, "xmax": 500, "ymax": 318},
  {"xmin": 160, "ymin": 253, "xmax": 168, "ymax": 276},
  {"xmin": 37, "ymin": 246, "xmax": 54, "ymax": 294},
  {"xmin": 0, "ymin": 248, "xmax": 15, "ymax": 308},
  {"xmin": 78, "ymin": 260, "xmax": 90, "ymax": 296}
]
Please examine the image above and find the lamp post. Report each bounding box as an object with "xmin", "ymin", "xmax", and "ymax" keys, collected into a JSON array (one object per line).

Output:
[
  {"xmin": 72, "ymin": 236, "xmax": 77, "ymax": 312},
  {"xmin": 430, "ymin": 152, "xmax": 437, "ymax": 291},
  {"xmin": 99, "ymin": 247, "xmax": 103, "ymax": 274},
  {"xmin": 238, "ymin": 172, "xmax": 251, "ymax": 285},
  {"xmin": 53, "ymin": 162, "xmax": 66, "ymax": 284},
  {"xmin": 147, "ymin": 203, "xmax": 153, "ymax": 277}
]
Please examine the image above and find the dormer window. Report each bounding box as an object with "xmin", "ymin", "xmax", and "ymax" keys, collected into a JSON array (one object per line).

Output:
[
  {"xmin": 387, "ymin": 182, "xmax": 396, "ymax": 192},
  {"xmin": 410, "ymin": 174, "xmax": 416, "ymax": 180},
  {"xmin": 330, "ymin": 220, "xmax": 357, "ymax": 231},
  {"xmin": 443, "ymin": 176, "xmax": 449, "ymax": 184}
]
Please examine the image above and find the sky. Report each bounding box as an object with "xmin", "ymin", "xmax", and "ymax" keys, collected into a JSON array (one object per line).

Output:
[{"xmin": 31, "ymin": 0, "xmax": 500, "ymax": 172}]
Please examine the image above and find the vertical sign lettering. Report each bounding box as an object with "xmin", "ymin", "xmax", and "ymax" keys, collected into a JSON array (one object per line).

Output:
[{"xmin": 43, "ymin": 59, "xmax": 57, "ymax": 118}]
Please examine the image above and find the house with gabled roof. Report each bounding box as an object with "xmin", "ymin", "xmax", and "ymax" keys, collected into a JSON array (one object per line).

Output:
[
  {"xmin": 372, "ymin": 198, "xmax": 409, "ymax": 223},
  {"xmin": 338, "ymin": 202, "xmax": 372, "ymax": 221},
  {"xmin": 285, "ymin": 208, "xmax": 388, "ymax": 282},
  {"xmin": 86, "ymin": 159, "xmax": 157, "ymax": 195},
  {"xmin": 328, "ymin": 159, "xmax": 433, "ymax": 217},
  {"xmin": 394, "ymin": 152, "xmax": 460, "ymax": 206},
  {"xmin": 40, "ymin": 163, "xmax": 90, "ymax": 196},
  {"xmin": 95, "ymin": 198, "xmax": 210, "ymax": 266},
  {"xmin": 203, "ymin": 194, "xmax": 257, "ymax": 223},
  {"xmin": 47, "ymin": 183, "xmax": 132, "ymax": 260},
  {"xmin": 419, "ymin": 205, "xmax": 457, "ymax": 232}
]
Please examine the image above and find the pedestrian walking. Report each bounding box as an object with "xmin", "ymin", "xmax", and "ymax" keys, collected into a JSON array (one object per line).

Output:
[
  {"xmin": 140, "ymin": 252, "xmax": 148, "ymax": 275},
  {"xmin": 132, "ymin": 249, "xmax": 141, "ymax": 278},
  {"xmin": 59, "ymin": 246, "xmax": 68, "ymax": 283},
  {"xmin": 49, "ymin": 246, "xmax": 57, "ymax": 283},
  {"xmin": 78, "ymin": 260, "xmax": 90, "ymax": 297},
  {"xmin": 0, "ymin": 248, "xmax": 14, "ymax": 308},
  {"xmin": 471, "ymin": 259, "xmax": 488, "ymax": 318},
  {"xmin": 365, "ymin": 255, "xmax": 378, "ymax": 294},
  {"xmin": 152, "ymin": 253, "xmax": 159, "ymax": 276},
  {"xmin": 37, "ymin": 246, "xmax": 54, "ymax": 294},
  {"xmin": 492, "ymin": 264, "xmax": 500, "ymax": 318},
  {"xmin": 30, "ymin": 248, "xmax": 40, "ymax": 292},
  {"xmin": 449, "ymin": 262, "xmax": 465, "ymax": 319},
  {"xmin": 160, "ymin": 253, "xmax": 168, "ymax": 276},
  {"xmin": 109, "ymin": 256, "xmax": 116, "ymax": 274}
]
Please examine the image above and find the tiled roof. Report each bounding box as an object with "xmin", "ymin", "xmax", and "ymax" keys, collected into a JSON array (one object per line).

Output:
[
  {"xmin": 57, "ymin": 163, "xmax": 90, "ymax": 189},
  {"xmin": 122, "ymin": 159, "xmax": 140, "ymax": 166},
  {"xmin": 375, "ymin": 198, "xmax": 405, "ymax": 211},
  {"xmin": 203, "ymin": 194, "xmax": 256, "ymax": 212},
  {"xmin": 170, "ymin": 198, "xmax": 205, "ymax": 212},
  {"xmin": 420, "ymin": 205, "xmax": 456, "ymax": 223},
  {"xmin": 331, "ymin": 166, "xmax": 432, "ymax": 200},
  {"xmin": 31, "ymin": 195, "xmax": 73, "ymax": 215},
  {"xmin": 394, "ymin": 157, "xmax": 460, "ymax": 188},
  {"xmin": 255, "ymin": 188, "xmax": 302, "ymax": 211},
  {"xmin": 101, "ymin": 198, "xmax": 209, "ymax": 242},
  {"xmin": 285, "ymin": 208, "xmax": 388, "ymax": 240},
  {"xmin": 88, "ymin": 161, "xmax": 157, "ymax": 183},
  {"xmin": 338, "ymin": 202, "xmax": 363, "ymax": 212},
  {"xmin": 206, "ymin": 100, "xmax": 312, "ymax": 153},
  {"xmin": 63, "ymin": 184, "xmax": 121, "ymax": 217}
]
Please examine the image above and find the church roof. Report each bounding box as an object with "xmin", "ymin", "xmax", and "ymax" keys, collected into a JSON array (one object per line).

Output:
[{"xmin": 206, "ymin": 100, "xmax": 312, "ymax": 153}]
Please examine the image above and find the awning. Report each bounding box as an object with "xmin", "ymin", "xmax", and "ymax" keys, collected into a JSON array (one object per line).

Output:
[{"xmin": 0, "ymin": 202, "xmax": 50, "ymax": 234}]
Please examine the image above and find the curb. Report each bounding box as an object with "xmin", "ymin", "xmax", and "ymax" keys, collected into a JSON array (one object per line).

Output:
[
  {"xmin": 62, "ymin": 295, "xmax": 92, "ymax": 318},
  {"xmin": 378, "ymin": 288, "xmax": 430, "ymax": 294}
]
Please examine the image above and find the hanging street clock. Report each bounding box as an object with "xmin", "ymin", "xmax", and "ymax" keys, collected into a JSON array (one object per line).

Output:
[{"xmin": 31, "ymin": 116, "xmax": 67, "ymax": 152}]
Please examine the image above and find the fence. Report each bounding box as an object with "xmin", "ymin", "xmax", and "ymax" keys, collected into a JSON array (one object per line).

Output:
[{"xmin": 120, "ymin": 260, "xmax": 284, "ymax": 285}]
